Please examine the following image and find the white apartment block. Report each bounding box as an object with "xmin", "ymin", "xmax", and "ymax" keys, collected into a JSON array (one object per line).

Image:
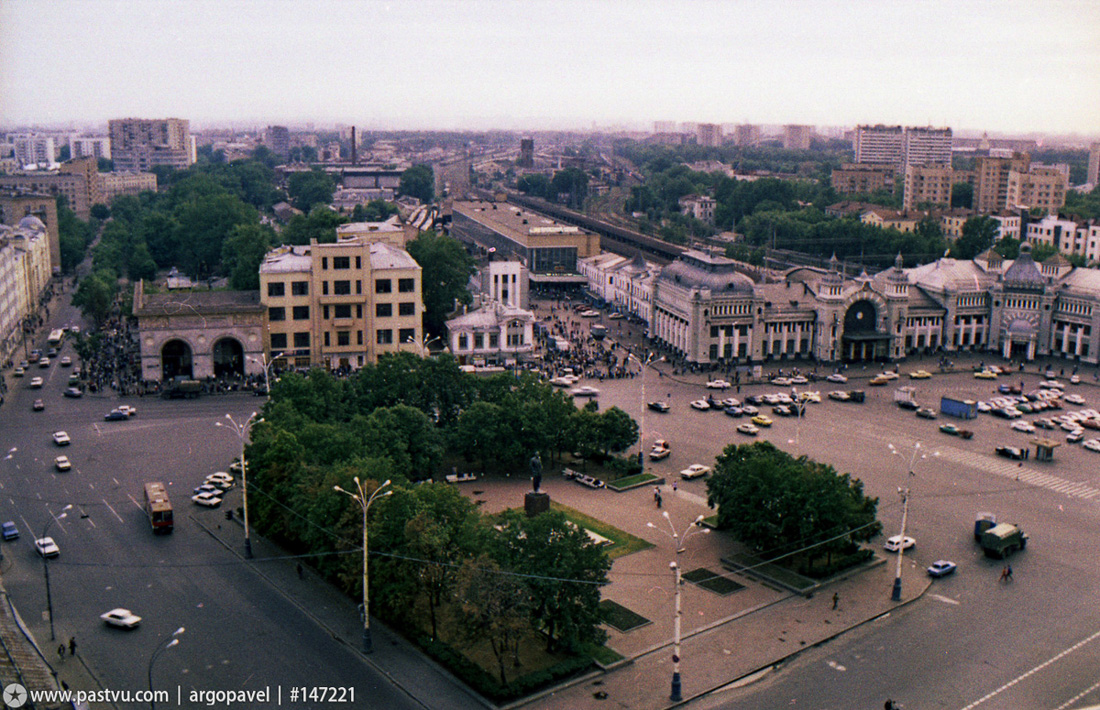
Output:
[
  {"xmin": 69, "ymin": 135, "xmax": 111, "ymax": 160},
  {"xmin": 0, "ymin": 216, "xmax": 51, "ymax": 362},
  {"xmin": 990, "ymin": 212, "xmax": 1021, "ymax": 241},
  {"xmin": 903, "ymin": 127, "xmax": 953, "ymax": 168},
  {"xmin": 10, "ymin": 134, "xmax": 56, "ymax": 167},
  {"xmin": 678, "ymin": 194, "xmax": 716, "ymax": 223},
  {"xmin": 1025, "ymin": 215, "xmax": 1100, "ymax": 264},
  {"xmin": 854, "ymin": 125, "xmax": 951, "ymax": 170}
]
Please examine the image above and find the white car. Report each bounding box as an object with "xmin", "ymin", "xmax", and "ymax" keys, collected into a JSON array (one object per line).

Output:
[
  {"xmin": 54, "ymin": 456, "xmax": 71, "ymax": 472},
  {"xmin": 1066, "ymin": 430, "xmax": 1085, "ymax": 443},
  {"xmin": 826, "ymin": 373, "xmax": 848, "ymax": 383},
  {"xmin": 736, "ymin": 423, "xmax": 759, "ymax": 436},
  {"xmin": 205, "ymin": 472, "xmax": 236, "ymax": 489},
  {"xmin": 52, "ymin": 431, "xmax": 71, "ymax": 446},
  {"xmin": 720, "ymin": 397, "xmax": 740, "ymax": 408},
  {"xmin": 649, "ymin": 446, "xmax": 671, "ymax": 461},
  {"xmin": 883, "ymin": 535, "xmax": 915, "ymax": 553},
  {"xmin": 191, "ymin": 491, "xmax": 223, "ymax": 507},
  {"xmin": 569, "ymin": 385, "xmax": 600, "ymax": 398},
  {"xmin": 100, "ymin": 608, "xmax": 142, "ymax": 629},
  {"xmin": 679, "ymin": 464, "xmax": 711, "ymax": 480},
  {"xmin": 770, "ymin": 377, "xmax": 791, "ymax": 386},
  {"xmin": 1070, "ymin": 375, "xmax": 1081, "ymax": 384},
  {"xmin": 549, "ymin": 376, "xmax": 578, "ymax": 387},
  {"xmin": 60, "ymin": 356, "xmax": 72, "ymax": 367},
  {"xmin": 30, "ymin": 376, "xmax": 44, "ymax": 388},
  {"xmin": 1010, "ymin": 421, "xmax": 1036, "ymax": 433},
  {"xmin": 690, "ymin": 399, "xmax": 711, "ymax": 411},
  {"xmin": 116, "ymin": 404, "xmax": 137, "ymax": 417},
  {"xmin": 35, "ymin": 537, "xmax": 60, "ymax": 557},
  {"xmin": 1084, "ymin": 439, "xmax": 1100, "ymax": 453},
  {"xmin": 789, "ymin": 375, "xmax": 809, "ymax": 385},
  {"xmin": 706, "ymin": 379, "xmax": 731, "ymax": 390},
  {"xmin": 579, "ymin": 309, "xmax": 600, "ymax": 318},
  {"xmin": 1064, "ymin": 394, "xmax": 1086, "ymax": 405},
  {"xmin": 879, "ymin": 371, "xmax": 900, "ymax": 381},
  {"xmin": 741, "ymin": 404, "xmax": 759, "ymax": 415}
]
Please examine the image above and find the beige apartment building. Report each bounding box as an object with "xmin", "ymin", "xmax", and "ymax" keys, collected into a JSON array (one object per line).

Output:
[
  {"xmin": 973, "ymin": 153, "xmax": 1031, "ymax": 214},
  {"xmin": 109, "ymin": 118, "xmax": 194, "ymax": 172},
  {"xmin": 100, "ymin": 171, "xmax": 158, "ymax": 202},
  {"xmin": 831, "ymin": 163, "xmax": 895, "ymax": 195},
  {"xmin": 1006, "ymin": 166, "xmax": 1067, "ymax": 215},
  {"xmin": 903, "ymin": 164, "xmax": 959, "ymax": 210},
  {"xmin": 259, "ymin": 236, "xmax": 423, "ymax": 370}
]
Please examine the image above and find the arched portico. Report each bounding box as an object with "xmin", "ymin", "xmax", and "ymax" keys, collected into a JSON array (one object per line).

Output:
[
  {"xmin": 841, "ymin": 298, "xmax": 890, "ymax": 362},
  {"xmin": 212, "ymin": 337, "xmax": 244, "ymax": 378},
  {"xmin": 161, "ymin": 339, "xmax": 193, "ymax": 379}
]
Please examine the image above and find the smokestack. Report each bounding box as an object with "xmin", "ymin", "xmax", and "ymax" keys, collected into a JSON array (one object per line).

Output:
[{"xmin": 351, "ymin": 126, "xmax": 357, "ymax": 165}]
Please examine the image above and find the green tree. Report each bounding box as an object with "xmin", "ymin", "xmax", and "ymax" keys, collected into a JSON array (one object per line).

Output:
[
  {"xmin": 406, "ymin": 231, "xmax": 476, "ymax": 337},
  {"xmin": 950, "ymin": 182, "xmax": 973, "ymax": 209},
  {"xmin": 287, "ymin": 169, "xmax": 335, "ymax": 212},
  {"xmin": 706, "ymin": 442, "xmax": 880, "ymax": 572},
  {"xmin": 350, "ymin": 199, "xmax": 398, "ymax": 222},
  {"xmin": 994, "ymin": 237, "xmax": 1021, "ymax": 259},
  {"xmin": 90, "ymin": 203, "xmax": 111, "ymax": 221},
  {"xmin": 222, "ymin": 223, "xmax": 274, "ymax": 290},
  {"xmin": 72, "ymin": 269, "xmax": 119, "ymax": 327},
  {"xmin": 281, "ymin": 207, "xmax": 347, "ymax": 246},
  {"xmin": 128, "ymin": 242, "xmax": 158, "ymax": 282},
  {"xmin": 951, "ymin": 216, "xmax": 999, "ymax": 260},
  {"xmin": 57, "ymin": 202, "xmax": 94, "ymax": 272},
  {"xmin": 550, "ymin": 167, "xmax": 588, "ymax": 209},
  {"xmin": 399, "ymin": 164, "xmax": 435, "ymax": 203},
  {"xmin": 174, "ymin": 193, "xmax": 259, "ymax": 279},
  {"xmin": 454, "ymin": 555, "xmax": 531, "ymax": 685},
  {"xmin": 1030, "ymin": 242, "xmax": 1059, "ymax": 262}
]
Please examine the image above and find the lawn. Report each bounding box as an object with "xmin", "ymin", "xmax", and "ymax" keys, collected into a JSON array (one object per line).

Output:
[
  {"xmin": 606, "ymin": 472, "xmax": 661, "ymax": 490},
  {"xmin": 600, "ymin": 599, "xmax": 651, "ymax": 632},
  {"xmin": 549, "ymin": 502, "xmax": 654, "ymax": 559}
]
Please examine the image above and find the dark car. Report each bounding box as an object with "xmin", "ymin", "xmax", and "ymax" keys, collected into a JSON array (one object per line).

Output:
[
  {"xmin": 916, "ymin": 407, "xmax": 937, "ymax": 419},
  {"xmin": 63, "ymin": 387, "xmax": 84, "ymax": 398},
  {"xmin": 897, "ymin": 400, "xmax": 920, "ymax": 411},
  {"xmin": 646, "ymin": 401, "xmax": 670, "ymax": 413},
  {"xmin": 32, "ymin": 399, "xmax": 45, "ymax": 411},
  {"xmin": 104, "ymin": 410, "xmax": 129, "ymax": 421},
  {"xmin": 723, "ymin": 405, "xmax": 743, "ymax": 417},
  {"xmin": 1, "ymin": 522, "xmax": 19, "ymax": 541},
  {"xmin": 995, "ymin": 445, "xmax": 1025, "ymax": 460}
]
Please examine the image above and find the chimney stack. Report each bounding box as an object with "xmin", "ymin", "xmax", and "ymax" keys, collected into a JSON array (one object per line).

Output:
[{"xmin": 351, "ymin": 126, "xmax": 357, "ymax": 165}]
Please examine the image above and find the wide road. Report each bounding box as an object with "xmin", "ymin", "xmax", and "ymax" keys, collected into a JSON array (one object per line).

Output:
[
  {"xmin": 558, "ymin": 318, "xmax": 1100, "ymax": 708},
  {"xmin": 0, "ymin": 319, "xmax": 423, "ymax": 708}
]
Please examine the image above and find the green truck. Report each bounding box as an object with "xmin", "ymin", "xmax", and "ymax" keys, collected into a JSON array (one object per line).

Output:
[
  {"xmin": 980, "ymin": 522, "xmax": 1028, "ymax": 559},
  {"xmin": 161, "ymin": 377, "xmax": 202, "ymax": 399}
]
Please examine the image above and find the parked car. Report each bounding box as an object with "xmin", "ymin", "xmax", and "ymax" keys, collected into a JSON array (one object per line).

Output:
[
  {"xmin": 2, "ymin": 522, "xmax": 19, "ymax": 541},
  {"xmin": 740, "ymin": 404, "xmax": 759, "ymax": 415},
  {"xmin": 939, "ymin": 423, "xmax": 973, "ymax": 438},
  {"xmin": 100, "ymin": 608, "xmax": 142, "ymax": 629},
  {"xmin": 1066, "ymin": 430, "xmax": 1085, "ymax": 443},
  {"xmin": 884, "ymin": 535, "xmax": 916, "ymax": 552},
  {"xmin": 723, "ymin": 405, "xmax": 743, "ymax": 417},
  {"xmin": 995, "ymin": 445, "xmax": 1025, "ymax": 460},
  {"xmin": 193, "ymin": 483, "xmax": 220, "ymax": 497},
  {"xmin": 927, "ymin": 560, "xmax": 958, "ymax": 578},
  {"xmin": 205, "ymin": 472, "xmax": 235, "ymax": 489},
  {"xmin": 191, "ymin": 491, "xmax": 223, "ymax": 508},
  {"xmin": 770, "ymin": 377, "xmax": 792, "ymax": 386},
  {"xmin": 751, "ymin": 415, "xmax": 773, "ymax": 427},
  {"xmin": 915, "ymin": 407, "xmax": 937, "ymax": 419},
  {"xmin": 789, "ymin": 375, "xmax": 809, "ymax": 385},
  {"xmin": 736, "ymin": 423, "xmax": 759, "ymax": 436},
  {"xmin": 1084, "ymin": 439, "xmax": 1100, "ymax": 453},
  {"xmin": 679, "ymin": 464, "xmax": 711, "ymax": 480},
  {"xmin": 647, "ymin": 401, "xmax": 671, "ymax": 413},
  {"xmin": 690, "ymin": 399, "xmax": 711, "ymax": 411},
  {"xmin": 1010, "ymin": 421, "xmax": 1037, "ymax": 434}
]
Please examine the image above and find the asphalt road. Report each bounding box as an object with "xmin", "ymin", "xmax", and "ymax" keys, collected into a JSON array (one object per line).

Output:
[
  {"xmin": 0, "ymin": 314, "xmax": 423, "ymax": 708},
  {"xmin": 576, "ymin": 352, "xmax": 1100, "ymax": 709}
]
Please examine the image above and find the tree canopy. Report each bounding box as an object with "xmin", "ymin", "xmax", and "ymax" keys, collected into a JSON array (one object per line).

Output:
[
  {"xmin": 400, "ymin": 164, "xmax": 435, "ymax": 203},
  {"xmin": 406, "ymin": 230, "xmax": 477, "ymax": 338}
]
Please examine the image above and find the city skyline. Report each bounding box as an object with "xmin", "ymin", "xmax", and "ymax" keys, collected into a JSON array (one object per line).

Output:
[{"xmin": 1, "ymin": 0, "xmax": 1098, "ymax": 137}]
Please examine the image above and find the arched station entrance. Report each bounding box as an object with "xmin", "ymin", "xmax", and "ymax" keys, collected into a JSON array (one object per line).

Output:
[
  {"xmin": 841, "ymin": 300, "xmax": 891, "ymax": 362},
  {"xmin": 161, "ymin": 339, "xmax": 194, "ymax": 379},
  {"xmin": 212, "ymin": 337, "xmax": 245, "ymax": 378}
]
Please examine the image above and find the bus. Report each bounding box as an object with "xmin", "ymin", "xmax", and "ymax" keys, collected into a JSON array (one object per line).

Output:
[
  {"xmin": 143, "ymin": 482, "xmax": 174, "ymax": 533},
  {"xmin": 47, "ymin": 329, "xmax": 65, "ymax": 348}
]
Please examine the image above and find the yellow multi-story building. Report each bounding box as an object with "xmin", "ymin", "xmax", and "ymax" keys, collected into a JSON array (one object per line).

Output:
[
  {"xmin": 1006, "ymin": 166, "xmax": 1067, "ymax": 215},
  {"xmin": 903, "ymin": 164, "xmax": 959, "ymax": 210},
  {"xmin": 259, "ymin": 236, "xmax": 423, "ymax": 370}
]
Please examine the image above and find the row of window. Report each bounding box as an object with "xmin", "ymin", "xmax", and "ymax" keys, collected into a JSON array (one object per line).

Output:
[
  {"xmin": 269, "ymin": 328, "xmax": 418, "ymax": 351},
  {"xmin": 267, "ymin": 278, "xmax": 416, "ymax": 298},
  {"xmin": 269, "ymin": 302, "xmax": 416, "ymax": 321}
]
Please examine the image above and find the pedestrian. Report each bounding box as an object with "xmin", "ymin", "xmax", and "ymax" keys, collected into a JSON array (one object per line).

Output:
[
  {"xmin": 655, "ymin": 492, "xmax": 662, "ymax": 509},
  {"xmin": 1000, "ymin": 566, "xmax": 1010, "ymax": 582},
  {"xmin": 69, "ymin": 637, "xmax": 76, "ymax": 656},
  {"xmin": 1006, "ymin": 564, "xmax": 1013, "ymax": 581},
  {"xmin": 832, "ymin": 592, "xmax": 839, "ymax": 610},
  {"xmin": 58, "ymin": 644, "xmax": 65, "ymax": 662},
  {"xmin": 296, "ymin": 563, "xmax": 304, "ymax": 580},
  {"xmin": 671, "ymin": 481, "xmax": 677, "ymax": 492}
]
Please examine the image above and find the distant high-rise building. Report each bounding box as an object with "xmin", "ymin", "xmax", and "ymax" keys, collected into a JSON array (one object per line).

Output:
[
  {"xmin": 109, "ymin": 118, "xmax": 194, "ymax": 172},
  {"xmin": 783, "ymin": 125, "xmax": 813, "ymax": 150},
  {"xmin": 518, "ymin": 138, "xmax": 534, "ymax": 168},
  {"xmin": 69, "ymin": 135, "xmax": 111, "ymax": 161},
  {"xmin": 832, "ymin": 163, "xmax": 895, "ymax": 196},
  {"xmin": 653, "ymin": 121, "xmax": 678, "ymax": 134},
  {"xmin": 903, "ymin": 126, "xmax": 953, "ymax": 168},
  {"xmin": 974, "ymin": 153, "xmax": 1030, "ymax": 214},
  {"xmin": 734, "ymin": 124, "xmax": 759, "ymax": 147},
  {"xmin": 9, "ymin": 134, "xmax": 56, "ymax": 166},
  {"xmin": 854, "ymin": 125, "xmax": 906, "ymax": 167},
  {"xmin": 1088, "ymin": 142, "xmax": 1100, "ymax": 186},
  {"xmin": 697, "ymin": 123, "xmax": 723, "ymax": 148},
  {"xmin": 266, "ymin": 125, "xmax": 290, "ymax": 158}
]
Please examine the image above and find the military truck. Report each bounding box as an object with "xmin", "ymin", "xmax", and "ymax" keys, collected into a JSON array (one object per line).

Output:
[
  {"xmin": 980, "ymin": 522, "xmax": 1028, "ymax": 558},
  {"xmin": 974, "ymin": 512, "xmax": 997, "ymax": 541},
  {"xmin": 161, "ymin": 377, "xmax": 202, "ymax": 399}
]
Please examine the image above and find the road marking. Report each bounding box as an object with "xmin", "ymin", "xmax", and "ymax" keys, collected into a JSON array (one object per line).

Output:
[
  {"xmin": 127, "ymin": 493, "xmax": 142, "ymax": 510},
  {"xmin": 103, "ymin": 498, "xmax": 124, "ymax": 523},
  {"xmin": 959, "ymin": 627, "xmax": 1100, "ymax": 710},
  {"xmin": 1053, "ymin": 677, "xmax": 1100, "ymax": 710},
  {"xmin": 929, "ymin": 593, "xmax": 960, "ymax": 605}
]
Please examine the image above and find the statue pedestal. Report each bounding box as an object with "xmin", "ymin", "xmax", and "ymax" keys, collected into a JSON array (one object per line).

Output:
[{"xmin": 524, "ymin": 491, "xmax": 550, "ymax": 518}]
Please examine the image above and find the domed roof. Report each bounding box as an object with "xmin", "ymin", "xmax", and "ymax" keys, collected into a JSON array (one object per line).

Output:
[
  {"xmin": 18, "ymin": 215, "xmax": 46, "ymax": 231},
  {"xmin": 659, "ymin": 251, "xmax": 756, "ymax": 295}
]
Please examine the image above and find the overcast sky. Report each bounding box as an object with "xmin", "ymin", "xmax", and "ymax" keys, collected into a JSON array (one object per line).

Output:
[{"xmin": 2, "ymin": 0, "xmax": 1098, "ymax": 136}]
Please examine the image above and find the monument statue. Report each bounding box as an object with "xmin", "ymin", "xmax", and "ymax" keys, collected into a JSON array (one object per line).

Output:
[{"xmin": 530, "ymin": 453, "xmax": 542, "ymax": 492}]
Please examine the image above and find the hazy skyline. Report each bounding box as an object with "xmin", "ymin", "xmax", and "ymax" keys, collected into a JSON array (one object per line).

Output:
[{"xmin": 2, "ymin": 0, "xmax": 1098, "ymax": 136}]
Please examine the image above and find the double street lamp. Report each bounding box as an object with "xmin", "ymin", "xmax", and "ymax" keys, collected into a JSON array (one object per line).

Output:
[
  {"xmin": 42, "ymin": 505, "xmax": 72, "ymax": 641},
  {"xmin": 247, "ymin": 351, "xmax": 283, "ymax": 396},
  {"xmin": 148, "ymin": 626, "xmax": 184, "ymax": 710},
  {"xmin": 887, "ymin": 442, "xmax": 938, "ymax": 602},
  {"xmin": 333, "ymin": 477, "xmax": 392, "ymax": 654},
  {"xmin": 630, "ymin": 352, "xmax": 664, "ymax": 469},
  {"xmin": 647, "ymin": 511, "xmax": 709, "ymax": 702},
  {"xmin": 216, "ymin": 413, "xmax": 261, "ymax": 559}
]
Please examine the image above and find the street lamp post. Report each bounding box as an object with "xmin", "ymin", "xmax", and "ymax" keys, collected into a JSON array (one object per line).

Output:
[
  {"xmin": 41, "ymin": 505, "xmax": 71, "ymax": 641},
  {"xmin": 887, "ymin": 443, "xmax": 938, "ymax": 602},
  {"xmin": 630, "ymin": 352, "xmax": 664, "ymax": 469},
  {"xmin": 333, "ymin": 477, "xmax": 392, "ymax": 653},
  {"xmin": 216, "ymin": 413, "xmax": 261, "ymax": 559},
  {"xmin": 148, "ymin": 626, "xmax": 184, "ymax": 710},
  {"xmin": 247, "ymin": 351, "xmax": 283, "ymax": 396},
  {"xmin": 647, "ymin": 511, "xmax": 709, "ymax": 702}
]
